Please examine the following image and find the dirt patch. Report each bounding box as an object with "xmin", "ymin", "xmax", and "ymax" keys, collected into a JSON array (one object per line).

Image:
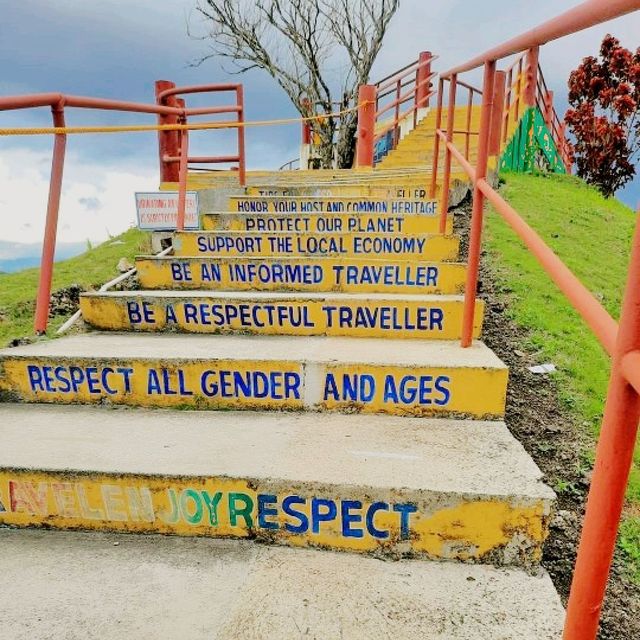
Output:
[
  {"xmin": 48, "ymin": 275, "xmax": 140, "ymax": 321},
  {"xmin": 453, "ymin": 198, "xmax": 640, "ymax": 639},
  {"xmin": 48, "ymin": 284, "xmax": 84, "ymax": 318}
]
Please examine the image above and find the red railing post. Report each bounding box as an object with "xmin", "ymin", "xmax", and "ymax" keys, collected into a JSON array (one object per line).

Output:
[
  {"xmin": 429, "ymin": 77, "xmax": 445, "ymax": 198},
  {"xmin": 34, "ymin": 102, "xmax": 67, "ymax": 334},
  {"xmin": 155, "ymin": 80, "xmax": 179, "ymax": 182},
  {"xmin": 439, "ymin": 75, "xmax": 457, "ymax": 233},
  {"xmin": 524, "ymin": 46, "xmax": 540, "ymax": 108},
  {"xmin": 489, "ymin": 70, "xmax": 506, "ymax": 156},
  {"xmin": 176, "ymin": 126, "xmax": 189, "ymax": 231},
  {"xmin": 544, "ymin": 89, "xmax": 554, "ymax": 130},
  {"xmin": 356, "ymin": 84, "xmax": 376, "ymax": 168},
  {"xmin": 416, "ymin": 50, "xmax": 432, "ymax": 109},
  {"xmin": 563, "ymin": 215, "xmax": 640, "ymax": 640},
  {"xmin": 464, "ymin": 88, "xmax": 473, "ymax": 161},
  {"xmin": 559, "ymin": 121, "xmax": 572, "ymax": 172},
  {"xmin": 394, "ymin": 79, "xmax": 401, "ymax": 148},
  {"xmin": 513, "ymin": 57, "xmax": 524, "ymax": 122},
  {"xmin": 503, "ymin": 67, "xmax": 513, "ymax": 145},
  {"xmin": 236, "ymin": 85, "xmax": 246, "ymax": 186},
  {"xmin": 461, "ymin": 60, "xmax": 497, "ymax": 347}
]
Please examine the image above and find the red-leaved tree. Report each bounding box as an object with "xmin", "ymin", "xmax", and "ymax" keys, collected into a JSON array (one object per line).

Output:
[{"xmin": 565, "ymin": 35, "xmax": 640, "ymax": 197}]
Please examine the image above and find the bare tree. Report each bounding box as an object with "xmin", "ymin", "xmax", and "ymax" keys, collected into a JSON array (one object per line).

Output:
[{"xmin": 190, "ymin": 0, "xmax": 400, "ymax": 168}]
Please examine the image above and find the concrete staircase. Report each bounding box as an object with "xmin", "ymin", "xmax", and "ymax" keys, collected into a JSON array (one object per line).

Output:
[
  {"xmin": 0, "ymin": 175, "xmax": 564, "ymax": 637},
  {"xmin": 377, "ymin": 105, "xmax": 483, "ymax": 169}
]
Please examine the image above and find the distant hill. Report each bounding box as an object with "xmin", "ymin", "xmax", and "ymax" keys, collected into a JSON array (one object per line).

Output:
[{"xmin": 0, "ymin": 240, "xmax": 87, "ymax": 273}]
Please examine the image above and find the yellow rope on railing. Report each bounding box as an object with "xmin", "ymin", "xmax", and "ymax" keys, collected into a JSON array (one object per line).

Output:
[{"xmin": 0, "ymin": 101, "xmax": 371, "ymax": 136}]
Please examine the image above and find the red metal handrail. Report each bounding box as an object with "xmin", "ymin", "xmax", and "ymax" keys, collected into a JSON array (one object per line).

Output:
[
  {"xmin": 155, "ymin": 81, "xmax": 245, "ymax": 187},
  {"xmin": 0, "ymin": 83, "xmax": 246, "ymax": 334},
  {"xmin": 432, "ymin": 1, "xmax": 640, "ymax": 638},
  {"xmin": 429, "ymin": 75, "xmax": 484, "ymax": 207},
  {"xmin": 355, "ymin": 51, "xmax": 438, "ymax": 165}
]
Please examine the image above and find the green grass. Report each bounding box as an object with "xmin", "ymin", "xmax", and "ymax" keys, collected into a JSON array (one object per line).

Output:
[
  {"xmin": 620, "ymin": 516, "xmax": 640, "ymax": 583},
  {"xmin": 0, "ymin": 227, "xmax": 151, "ymax": 346},
  {"xmin": 484, "ymin": 171, "xmax": 639, "ymax": 579}
]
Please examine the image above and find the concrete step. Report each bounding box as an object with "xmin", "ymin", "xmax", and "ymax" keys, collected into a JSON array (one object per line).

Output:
[
  {"xmin": 0, "ymin": 334, "xmax": 508, "ymax": 417},
  {"xmin": 136, "ymin": 256, "xmax": 468, "ymax": 295},
  {"xmin": 170, "ymin": 168, "xmax": 434, "ymax": 191},
  {"xmin": 202, "ymin": 211, "xmax": 453, "ymax": 235},
  {"xmin": 173, "ymin": 230, "xmax": 460, "ymax": 260},
  {"xmin": 0, "ymin": 530, "xmax": 564, "ymax": 639},
  {"xmin": 229, "ymin": 196, "xmax": 438, "ymax": 215},
  {"xmin": 246, "ymin": 184, "xmax": 433, "ymax": 199},
  {"xmin": 0, "ymin": 404, "xmax": 551, "ymax": 565},
  {"xmin": 80, "ymin": 291, "xmax": 484, "ymax": 340}
]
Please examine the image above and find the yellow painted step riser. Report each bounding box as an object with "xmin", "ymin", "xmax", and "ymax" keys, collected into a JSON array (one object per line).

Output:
[
  {"xmin": 0, "ymin": 357, "xmax": 507, "ymax": 418},
  {"xmin": 202, "ymin": 213, "xmax": 449, "ymax": 233},
  {"xmin": 165, "ymin": 178, "xmax": 437, "ymax": 191},
  {"xmin": 202, "ymin": 214, "xmax": 454, "ymax": 236},
  {"xmin": 0, "ymin": 469, "xmax": 547, "ymax": 564},
  {"xmin": 246, "ymin": 186, "xmax": 433, "ymax": 199},
  {"xmin": 173, "ymin": 232, "xmax": 459, "ymax": 261},
  {"xmin": 229, "ymin": 197, "xmax": 438, "ymax": 215},
  {"xmin": 80, "ymin": 297, "xmax": 484, "ymax": 341},
  {"xmin": 136, "ymin": 258, "xmax": 468, "ymax": 295}
]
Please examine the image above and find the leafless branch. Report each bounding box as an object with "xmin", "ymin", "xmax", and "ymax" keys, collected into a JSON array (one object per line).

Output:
[{"xmin": 190, "ymin": 0, "xmax": 400, "ymax": 167}]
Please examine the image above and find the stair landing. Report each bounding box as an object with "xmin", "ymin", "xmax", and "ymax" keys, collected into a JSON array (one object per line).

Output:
[{"xmin": 0, "ymin": 528, "xmax": 564, "ymax": 640}]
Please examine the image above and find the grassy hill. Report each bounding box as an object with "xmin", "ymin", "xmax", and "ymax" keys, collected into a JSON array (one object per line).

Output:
[
  {"xmin": 0, "ymin": 228, "xmax": 150, "ymax": 345},
  {"xmin": 486, "ymin": 172, "xmax": 639, "ymax": 581}
]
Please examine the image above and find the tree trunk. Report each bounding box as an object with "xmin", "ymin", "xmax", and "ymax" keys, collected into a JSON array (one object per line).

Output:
[{"xmin": 335, "ymin": 115, "xmax": 358, "ymax": 169}]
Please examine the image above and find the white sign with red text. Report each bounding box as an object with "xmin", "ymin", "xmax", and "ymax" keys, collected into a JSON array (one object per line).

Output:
[{"xmin": 135, "ymin": 192, "xmax": 199, "ymax": 230}]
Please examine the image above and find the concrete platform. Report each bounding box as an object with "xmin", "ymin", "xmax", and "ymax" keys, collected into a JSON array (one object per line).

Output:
[
  {"xmin": 0, "ymin": 405, "xmax": 552, "ymax": 564},
  {"xmin": 0, "ymin": 333, "xmax": 508, "ymax": 416},
  {"xmin": 79, "ymin": 290, "xmax": 484, "ymax": 340},
  {"xmin": 0, "ymin": 529, "xmax": 564, "ymax": 640}
]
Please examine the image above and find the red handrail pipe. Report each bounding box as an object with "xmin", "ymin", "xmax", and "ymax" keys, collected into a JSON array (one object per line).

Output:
[
  {"xmin": 442, "ymin": 0, "xmax": 640, "ymax": 77},
  {"xmin": 439, "ymin": 4, "xmax": 640, "ymax": 636},
  {"xmin": 460, "ymin": 61, "xmax": 496, "ymax": 347},
  {"xmin": 155, "ymin": 81, "xmax": 246, "ymax": 185},
  {"xmin": 176, "ymin": 98, "xmax": 188, "ymax": 232},
  {"xmin": 439, "ymin": 75, "xmax": 457, "ymax": 231},
  {"xmin": 0, "ymin": 83, "xmax": 247, "ymax": 333},
  {"xmin": 488, "ymin": 71, "xmax": 506, "ymax": 156},
  {"xmin": 563, "ymin": 215, "xmax": 640, "ymax": 638},
  {"xmin": 428, "ymin": 77, "xmax": 445, "ymax": 199},
  {"xmin": 34, "ymin": 102, "xmax": 66, "ymax": 334},
  {"xmin": 524, "ymin": 47, "xmax": 540, "ymax": 107},
  {"xmin": 236, "ymin": 84, "xmax": 246, "ymax": 186}
]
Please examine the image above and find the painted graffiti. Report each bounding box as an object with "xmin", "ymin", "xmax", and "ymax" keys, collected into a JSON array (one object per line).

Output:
[{"xmin": 3, "ymin": 477, "xmax": 416, "ymax": 541}]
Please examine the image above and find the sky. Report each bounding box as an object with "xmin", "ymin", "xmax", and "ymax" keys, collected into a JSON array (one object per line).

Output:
[{"xmin": 0, "ymin": 0, "xmax": 638, "ymax": 247}]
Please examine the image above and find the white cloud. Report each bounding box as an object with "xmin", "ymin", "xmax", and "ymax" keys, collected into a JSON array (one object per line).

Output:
[{"xmin": 0, "ymin": 148, "xmax": 156, "ymax": 245}]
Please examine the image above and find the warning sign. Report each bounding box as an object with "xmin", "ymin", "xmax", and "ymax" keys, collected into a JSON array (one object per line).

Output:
[{"xmin": 135, "ymin": 192, "xmax": 199, "ymax": 230}]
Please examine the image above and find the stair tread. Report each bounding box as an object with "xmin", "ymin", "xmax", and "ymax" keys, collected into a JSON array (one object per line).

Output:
[
  {"xmin": 0, "ymin": 529, "xmax": 564, "ymax": 640},
  {"xmin": 0, "ymin": 403, "xmax": 549, "ymax": 499},
  {"xmin": 0, "ymin": 332, "xmax": 506, "ymax": 369},
  {"xmin": 83, "ymin": 290, "xmax": 469, "ymax": 302}
]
